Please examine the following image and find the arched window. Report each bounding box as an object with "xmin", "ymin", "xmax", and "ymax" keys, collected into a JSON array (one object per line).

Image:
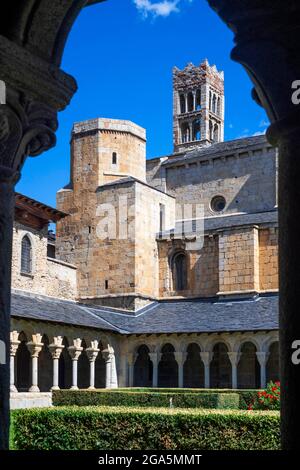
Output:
[
  {"xmin": 193, "ymin": 119, "xmax": 201, "ymax": 141},
  {"xmin": 21, "ymin": 235, "xmax": 32, "ymax": 274},
  {"xmin": 196, "ymin": 89, "xmax": 201, "ymax": 110},
  {"xmin": 217, "ymin": 96, "xmax": 221, "ymax": 115},
  {"xmin": 212, "ymin": 94, "xmax": 217, "ymax": 113},
  {"xmin": 181, "ymin": 123, "xmax": 190, "ymax": 143},
  {"xmin": 180, "ymin": 94, "xmax": 186, "ymax": 113},
  {"xmin": 209, "ymin": 120, "xmax": 213, "ymax": 141},
  {"xmin": 187, "ymin": 92, "xmax": 194, "ymax": 112},
  {"xmin": 172, "ymin": 252, "xmax": 187, "ymax": 291},
  {"xmin": 213, "ymin": 123, "xmax": 219, "ymax": 142}
]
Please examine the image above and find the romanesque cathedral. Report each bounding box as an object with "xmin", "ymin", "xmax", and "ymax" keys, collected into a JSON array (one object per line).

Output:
[{"xmin": 10, "ymin": 60, "xmax": 279, "ymax": 407}]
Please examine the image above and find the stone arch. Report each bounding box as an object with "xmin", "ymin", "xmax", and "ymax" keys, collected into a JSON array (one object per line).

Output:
[
  {"xmin": 213, "ymin": 123, "xmax": 219, "ymax": 142},
  {"xmin": 16, "ymin": 332, "xmax": 30, "ymax": 392},
  {"xmin": 193, "ymin": 119, "xmax": 201, "ymax": 141},
  {"xmin": 266, "ymin": 341, "xmax": 279, "ymax": 383},
  {"xmin": 210, "ymin": 342, "xmax": 232, "ymax": 388},
  {"xmin": 187, "ymin": 92, "xmax": 194, "ymax": 111},
  {"xmin": 183, "ymin": 343, "xmax": 204, "ymax": 388},
  {"xmin": 209, "ymin": 120, "xmax": 213, "ymax": 140},
  {"xmin": 212, "ymin": 94, "xmax": 217, "ymax": 113},
  {"xmin": 158, "ymin": 343, "xmax": 178, "ymax": 388},
  {"xmin": 196, "ymin": 89, "xmax": 201, "ymax": 110},
  {"xmin": 237, "ymin": 341, "xmax": 260, "ymax": 389},
  {"xmin": 181, "ymin": 122, "xmax": 190, "ymax": 143},
  {"xmin": 78, "ymin": 339, "xmax": 89, "ymax": 389},
  {"xmin": 217, "ymin": 96, "xmax": 221, "ymax": 115},
  {"xmin": 59, "ymin": 336, "xmax": 72, "ymax": 389},
  {"xmin": 95, "ymin": 340, "xmax": 106, "ymax": 389},
  {"xmin": 21, "ymin": 234, "xmax": 33, "ymax": 274},
  {"xmin": 134, "ymin": 345, "xmax": 153, "ymax": 387},
  {"xmin": 180, "ymin": 94, "xmax": 186, "ymax": 113},
  {"xmin": 171, "ymin": 251, "xmax": 187, "ymax": 291},
  {"xmin": 38, "ymin": 334, "xmax": 52, "ymax": 392}
]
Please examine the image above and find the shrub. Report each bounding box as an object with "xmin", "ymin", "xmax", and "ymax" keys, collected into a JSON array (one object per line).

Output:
[
  {"xmin": 52, "ymin": 389, "xmax": 240, "ymax": 409},
  {"xmin": 11, "ymin": 407, "xmax": 280, "ymax": 450},
  {"xmin": 248, "ymin": 382, "xmax": 280, "ymax": 411}
]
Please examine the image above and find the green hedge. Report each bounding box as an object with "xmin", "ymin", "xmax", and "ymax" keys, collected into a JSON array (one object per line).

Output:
[
  {"xmin": 52, "ymin": 389, "xmax": 240, "ymax": 409},
  {"xmin": 11, "ymin": 407, "xmax": 280, "ymax": 450}
]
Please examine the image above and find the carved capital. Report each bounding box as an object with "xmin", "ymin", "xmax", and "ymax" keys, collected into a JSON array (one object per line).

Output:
[
  {"xmin": 68, "ymin": 338, "xmax": 83, "ymax": 361},
  {"xmin": 49, "ymin": 337, "xmax": 64, "ymax": 360},
  {"xmin": 27, "ymin": 341, "xmax": 43, "ymax": 358},
  {"xmin": 207, "ymin": 1, "xmax": 300, "ymax": 132},
  {"xmin": 0, "ymin": 90, "xmax": 58, "ymax": 184},
  {"xmin": 86, "ymin": 348, "xmax": 100, "ymax": 362}
]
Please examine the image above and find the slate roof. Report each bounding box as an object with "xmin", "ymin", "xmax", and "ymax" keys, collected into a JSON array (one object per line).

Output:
[
  {"xmin": 161, "ymin": 135, "xmax": 269, "ymax": 167},
  {"xmin": 11, "ymin": 290, "xmax": 278, "ymax": 335}
]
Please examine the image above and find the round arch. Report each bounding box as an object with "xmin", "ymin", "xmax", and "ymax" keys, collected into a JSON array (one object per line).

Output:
[
  {"xmin": 237, "ymin": 341, "xmax": 260, "ymax": 389},
  {"xmin": 183, "ymin": 343, "xmax": 204, "ymax": 388},
  {"xmin": 210, "ymin": 342, "xmax": 232, "ymax": 388},
  {"xmin": 15, "ymin": 332, "xmax": 31, "ymax": 392},
  {"xmin": 266, "ymin": 341, "xmax": 279, "ymax": 383},
  {"xmin": 38, "ymin": 334, "xmax": 52, "ymax": 392},
  {"xmin": 78, "ymin": 339, "xmax": 90, "ymax": 389},
  {"xmin": 59, "ymin": 336, "xmax": 72, "ymax": 389},
  {"xmin": 158, "ymin": 343, "xmax": 178, "ymax": 388},
  {"xmin": 134, "ymin": 345, "xmax": 153, "ymax": 387}
]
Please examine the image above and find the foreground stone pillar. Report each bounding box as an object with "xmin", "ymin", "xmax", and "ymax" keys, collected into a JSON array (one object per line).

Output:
[
  {"xmin": 49, "ymin": 337, "xmax": 64, "ymax": 391},
  {"xmin": 207, "ymin": 0, "xmax": 300, "ymax": 449},
  {"xmin": 86, "ymin": 341, "xmax": 100, "ymax": 390},
  {"xmin": 27, "ymin": 335, "xmax": 43, "ymax": 392},
  {"xmin": 256, "ymin": 352, "xmax": 269, "ymax": 389},
  {"xmin": 10, "ymin": 331, "xmax": 20, "ymax": 393},
  {"xmin": 228, "ymin": 352, "xmax": 240, "ymax": 389},
  {"xmin": 149, "ymin": 353, "xmax": 159, "ymax": 388},
  {"xmin": 68, "ymin": 339, "xmax": 83, "ymax": 390},
  {"xmin": 175, "ymin": 352, "xmax": 187, "ymax": 388},
  {"xmin": 200, "ymin": 352, "xmax": 213, "ymax": 388}
]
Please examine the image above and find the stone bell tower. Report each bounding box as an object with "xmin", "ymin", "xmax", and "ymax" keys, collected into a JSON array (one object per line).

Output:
[{"xmin": 173, "ymin": 59, "xmax": 225, "ymax": 152}]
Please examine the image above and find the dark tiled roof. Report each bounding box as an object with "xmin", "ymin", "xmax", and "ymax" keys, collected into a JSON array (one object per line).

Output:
[
  {"xmin": 11, "ymin": 290, "xmax": 278, "ymax": 335},
  {"xmin": 162, "ymin": 135, "xmax": 269, "ymax": 166}
]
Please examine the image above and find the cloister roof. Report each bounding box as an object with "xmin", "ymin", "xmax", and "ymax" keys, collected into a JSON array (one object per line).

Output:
[{"xmin": 11, "ymin": 290, "xmax": 278, "ymax": 335}]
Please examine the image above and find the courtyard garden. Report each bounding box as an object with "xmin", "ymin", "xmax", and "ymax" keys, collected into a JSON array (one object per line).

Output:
[{"xmin": 10, "ymin": 382, "xmax": 280, "ymax": 450}]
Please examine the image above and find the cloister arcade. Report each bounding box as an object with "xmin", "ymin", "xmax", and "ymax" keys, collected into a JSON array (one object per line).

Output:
[
  {"xmin": 129, "ymin": 332, "xmax": 279, "ymax": 390},
  {"xmin": 10, "ymin": 319, "xmax": 279, "ymax": 393}
]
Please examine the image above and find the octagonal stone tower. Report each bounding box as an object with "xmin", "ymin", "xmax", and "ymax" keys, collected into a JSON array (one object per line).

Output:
[{"xmin": 173, "ymin": 59, "xmax": 225, "ymax": 152}]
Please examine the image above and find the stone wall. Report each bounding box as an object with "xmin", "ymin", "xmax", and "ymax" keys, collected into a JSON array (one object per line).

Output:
[
  {"xmin": 158, "ymin": 235, "xmax": 219, "ymax": 297},
  {"xmin": 259, "ymin": 227, "xmax": 278, "ymax": 291},
  {"xmin": 218, "ymin": 226, "xmax": 260, "ymax": 294},
  {"xmin": 163, "ymin": 145, "xmax": 277, "ymax": 218},
  {"xmin": 12, "ymin": 222, "xmax": 76, "ymax": 300}
]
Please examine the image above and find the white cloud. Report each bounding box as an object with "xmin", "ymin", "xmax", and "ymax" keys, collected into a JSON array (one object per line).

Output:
[
  {"xmin": 133, "ymin": 0, "xmax": 183, "ymax": 18},
  {"xmin": 259, "ymin": 119, "xmax": 269, "ymax": 128}
]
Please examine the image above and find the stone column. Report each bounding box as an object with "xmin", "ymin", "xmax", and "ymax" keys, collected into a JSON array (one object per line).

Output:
[
  {"xmin": 68, "ymin": 339, "xmax": 83, "ymax": 390},
  {"xmin": 256, "ymin": 352, "xmax": 269, "ymax": 389},
  {"xmin": 86, "ymin": 341, "xmax": 100, "ymax": 390},
  {"xmin": 175, "ymin": 352, "xmax": 187, "ymax": 388},
  {"xmin": 10, "ymin": 331, "xmax": 20, "ymax": 393},
  {"xmin": 149, "ymin": 352, "xmax": 159, "ymax": 388},
  {"xmin": 127, "ymin": 353, "xmax": 135, "ymax": 387},
  {"xmin": 27, "ymin": 334, "xmax": 43, "ymax": 392},
  {"xmin": 102, "ymin": 350, "xmax": 113, "ymax": 389},
  {"xmin": 200, "ymin": 352, "xmax": 213, "ymax": 389},
  {"xmin": 228, "ymin": 352, "xmax": 241, "ymax": 389},
  {"xmin": 49, "ymin": 337, "xmax": 64, "ymax": 391},
  {"xmin": 193, "ymin": 91, "xmax": 196, "ymax": 111},
  {"xmin": 184, "ymin": 94, "xmax": 188, "ymax": 114}
]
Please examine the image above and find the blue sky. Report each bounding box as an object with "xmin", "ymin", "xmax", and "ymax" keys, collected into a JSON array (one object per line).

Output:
[{"xmin": 17, "ymin": 0, "xmax": 269, "ymax": 207}]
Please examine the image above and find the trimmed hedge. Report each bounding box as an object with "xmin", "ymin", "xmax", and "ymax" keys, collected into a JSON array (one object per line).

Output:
[
  {"xmin": 11, "ymin": 407, "xmax": 280, "ymax": 450},
  {"xmin": 52, "ymin": 389, "xmax": 240, "ymax": 410}
]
